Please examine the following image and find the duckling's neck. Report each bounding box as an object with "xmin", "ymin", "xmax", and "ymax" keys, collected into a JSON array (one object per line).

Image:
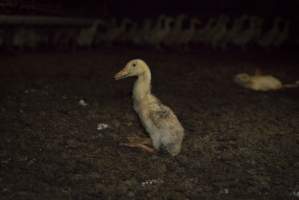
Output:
[{"xmin": 133, "ymin": 68, "xmax": 152, "ymax": 102}]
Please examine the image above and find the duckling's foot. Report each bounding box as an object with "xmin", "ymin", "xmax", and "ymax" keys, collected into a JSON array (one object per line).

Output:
[{"xmin": 120, "ymin": 136, "xmax": 156, "ymax": 153}]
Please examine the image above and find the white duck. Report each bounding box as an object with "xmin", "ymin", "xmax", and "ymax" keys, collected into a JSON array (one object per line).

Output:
[
  {"xmin": 194, "ymin": 18, "xmax": 216, "ymax": 45},
  {"xmin": 234, "ymin": 70, "xmax": 299, "ymax": 91},
  {"xmin": 273, "ymin": 19, "xmax": 290, "ymax": 47},
  {"xmin": 114, "ymin": 59, "xmax": 184, "ymax": 156},
  {"xmin": 258, "ymin": 17, "xmax": 282, "ymax": 48},
  {"xmin": 132, "ymin": 18, "xmax": 153, "ymax": 45},
  {"xmin": 12, "ymin": 28, "xmax": 27, "ymax": 50},
  {"xmin": 210, "ymin": 15, "xmax": 230, "ymax": 49},
  {"xmin": 163, "ymin": 14, "xmax": 186, "ymax": 47},
  {"xmin": 225, "ymin": 15, "xmax": 249, "ymax": 47},
  {"xmin": 148, "ymin": 16, "xmax": 173, "ymax": 48},
  {"xmin": 77, "ymin": 20, "xmax": 103, "ymax": 48},
  {"xmin": 232, "ymin": 16, "xmax": 261, "ymax": 49},
  {"xmin": 179, "ymin": 17, "xmax": 201, "ymax": 48},
  {"xmin": 103, "ymin": 18, "xmax": 133, "ymax": 44}
]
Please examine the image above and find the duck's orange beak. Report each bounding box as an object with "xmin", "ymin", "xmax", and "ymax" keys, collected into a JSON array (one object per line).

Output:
[{"xmin": 114, "ymin": 68, "xmax": 129, "ymax": 80}]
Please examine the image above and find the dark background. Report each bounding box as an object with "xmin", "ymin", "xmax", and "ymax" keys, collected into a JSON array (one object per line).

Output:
[
  {"xmin": 1, "ymin": 0, "xmax": 299, "ymax": 19},
  {"xmin": 66, "ymin": 0, "xmax": 299, "ymax": 19}
]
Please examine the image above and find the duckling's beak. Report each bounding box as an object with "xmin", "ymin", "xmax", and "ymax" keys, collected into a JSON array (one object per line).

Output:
[{"xmin": 114, "ymin": 69, "xmax": 129, "ymax": 80}]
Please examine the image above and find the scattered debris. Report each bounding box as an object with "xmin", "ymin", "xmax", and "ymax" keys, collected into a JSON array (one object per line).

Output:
[
  {"xmin": 224, "ymin": 188, "xmax": 229, "ymax": 194},
  {"xmin": 78, "ymin": 99, "xmax": 88, "ymax": 106},
  {"xmin": 141, "ymin": 178, "xmax": 164, "ymax": 187},
  {"xmin": 24, "ymin": 89, "xmax": 36, "ymax": 94},
  {"xmin": 97, "ymin": 123, "xmax": 109, "ymax": 131}
]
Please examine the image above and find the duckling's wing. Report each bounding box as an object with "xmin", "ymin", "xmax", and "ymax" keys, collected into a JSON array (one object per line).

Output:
[{"xmin": 148, "ymin": 101, "xmax": 183, "ymax": 132}]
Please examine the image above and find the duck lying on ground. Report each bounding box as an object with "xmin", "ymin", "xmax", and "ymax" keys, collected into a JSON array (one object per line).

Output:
[{"xmin": 234, "ymin": 70, "xmax": 299, "ymax": 91}]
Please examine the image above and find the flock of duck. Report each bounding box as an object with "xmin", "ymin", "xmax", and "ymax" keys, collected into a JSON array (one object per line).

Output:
[
  {"xmin": 0, "ymin": 14, "xmax": 293, "ymax": 50},
  {"xmin": 101, "ymin": 14, "xmax": 291, "ymax": 49},
  {"xmin": 115, "ymin": 59, "xmax": 299, "ymax": 156}
]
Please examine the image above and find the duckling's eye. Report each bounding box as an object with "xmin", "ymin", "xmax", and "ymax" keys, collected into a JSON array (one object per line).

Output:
[{"xmin": 132, "ymin": 63, "xmax": 136, "ymax": 67}]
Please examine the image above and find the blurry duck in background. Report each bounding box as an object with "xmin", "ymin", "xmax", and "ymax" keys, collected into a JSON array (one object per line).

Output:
[
  {"xmin": 95, "ymin": 18, "xmax": 116, "ymax": 44},
  {"xmin": 225, "ymin": 15, "xmax": 248, "ymax": 47},
  {"xmin": 143, "ymin": 15, "xmax": 165, "ymax": 46},
  {"xmin": 232, "ymin": 16, "xmax": 261, "ymax": 49},
  {"xmin": 114, "ymin": 59, "xmax": 184, "ymax": 156},
  {"xmin": 148, "ymin": 15, "xmax": 173, "ymax": 49},
  {"xmin": 195, "ymin": 18, "xmax": 217, "ymax": 46},
  {"xmin": 119, "ymin": 21, "xmax": 138, "ymax": 44},
  {"xmin": 273, "ymin": 19, "xmax": 290, "ymax": 47},
  {"xmin": 163, "ymin": 14, "xmax": 186, "ymax": 47},
  {"xmin": 116, "ymin": 18, "xmax": 135, "ymax": 44},
  {"xmin": 12, "ymin": 27, "xmax": 27, "ymax": 50},
  {"xmin": 179, "ymin": 17, "xmax": 201, "ymax": 49},
  {"xmin": 133, "ymin": 18, "xmax": 153, "ymax": 46},
  {"xmin": 210, "ymin": 15, "xmax": 230, "ymax": 49},
  {"xmin": 102, "ymin": 18, "xmax": 133, "ymax": 45},
  {"xmin": 77, "ymin": 20, "xmax": 103, "ymax": 48},
  {"xmin": 258, "ymin": 17, "xmax": 282, "ymax": 48},
  {"xmin": 234, "ymin": 69, "xmax": 299, "ymax": 91}
]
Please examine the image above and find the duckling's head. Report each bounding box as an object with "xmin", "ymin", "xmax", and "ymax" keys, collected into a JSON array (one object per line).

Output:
[
  {"xmin": 114, "ymin": 59, "xmax": 149, "ymax": 80},
  {"xmin": 234, "ymin": 73, "xmax": 251, "ymax": 85}
]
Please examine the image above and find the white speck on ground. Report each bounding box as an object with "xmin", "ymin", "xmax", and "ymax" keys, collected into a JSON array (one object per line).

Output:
[
  {"xmin": 97, "ymin": 123, "xmax": 109, "ymax": 130},
  {"xmin": 141, "ymin": 179, "xmax": 164, "ymax": 187},
  {"xmin": 78, "ymin": 99, "xmax": 88, "ymax": 106},
  {"xmin": 224, "ymin": 188, "xmax": 229, "ymax": 194}
]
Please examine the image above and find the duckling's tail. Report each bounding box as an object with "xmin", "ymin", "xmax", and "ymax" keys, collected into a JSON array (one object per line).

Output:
[{"xmin": 282, "ymin": 80, "xmax": 299, "ymax": 89}]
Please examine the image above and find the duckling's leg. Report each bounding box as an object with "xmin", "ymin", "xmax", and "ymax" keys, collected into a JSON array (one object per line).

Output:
[{"xmin": 120, "ymin": 136, "xmax": 156, "ymax": 153}]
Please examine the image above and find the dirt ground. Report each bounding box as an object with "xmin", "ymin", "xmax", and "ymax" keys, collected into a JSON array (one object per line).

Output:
[{"xmin": 0, "ymin": 47, "xmax": 298, "ymax": 200}]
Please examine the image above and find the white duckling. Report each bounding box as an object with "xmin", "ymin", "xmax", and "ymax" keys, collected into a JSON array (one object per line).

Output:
[
  {"xmin": 114, "ymin": 59, "xmax": 184, "ymax": 156},
  {"xmin": 77, "ymin": 20, "xmax": 103, "ymax": 48},
  {"xmin": 258, "ymin": 17, "xmax": 282, "ymax": 48},
  {"xmin": 232, "ymin": 16, "xmax": 261, "ymax": 49},
  {"xmin": 179, "ymin": 17, "xmax": 201, "ymax": 48},
  {"xmin": 148, "ymin": 16, "xmax": 173, "ymax": 48},
  {"xmin": 273, "ymin": 19, "xmax": 290, "ymax": 47},
  {"xmin": 12, "ymin": 27, "xmax": 27, "ymax": 50},
  {"xmin": 195, "ymin": 18, "xmax": 217, "ymax": 45},
  {"xmin": 163, "ymin": 14, "xmax": 187, "ymax": 47},
  {"xmin": 13, "ymin": 28, "xmax": 41, "ymax": 50},
  {"xmin": 132, "ymin": 18, "xmax": 153, "ymax": 45},
  {"xmin": 103, "ymin": 18, "xmax": 133, "ymax": 44},
  {"xmin": 144, "ymin": 15, "xmax": 165, "ymax": 45},
  {"xmin": 210, "ymin": 15, "xmax": 230, "ymax": 49},
  {"xmin": 225, "ymin": 15, "xmax": 248, "ymax": 47},
  {"xmin": 234, "ymin": 70, "xmax": 299, "ymax": 91}
]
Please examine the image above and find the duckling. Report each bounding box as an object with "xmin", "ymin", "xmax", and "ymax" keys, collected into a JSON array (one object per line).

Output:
[
  {"xmin": 232, "ymin": 16, "xmax": 261, "ymax": 49},
  {"xmin": 179, "ymin": 17, "xmax": 201, "ymax": 49},
  {"xmin": 163, "ymin": 14, "xmax": 186, "ymax": 47},
  {"xmin": 103, "ymin": 18, "xmax": 133, "ymax": 44},
  {"xmin": 194, "ymin": 18, "xmax": 216, "ymax": 46},
  {"xmin": 258, "ymin": 17, "xmax": 282, "ymax": 48},
  {"xmin": 225, "ymin": 15, "xmax": 248, "ymax": 47},
  {"xmin": 132, "ymin": 18, "xmax": 153, "ymax": 46},
  {"xmin": 234, "ymin": 70, "xmax": 299, "ymax": 91},
  {"xmin": 77, "ymin": 20, "xmax": 103, "ymax": 48},
  {"xmin": 148, "ymin": 16, "xmax": 173, "ymax": 49},
  {"xmin": 114, "ymin": 59, "xmax": 184, "ymax": 156},
  {"xmin": 273, "ymin": 20, "xmax": 290, "ymax": 47},
  {"xmin": 210, "ymin": 15, "xmax": 230, "ymax": 49}
]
